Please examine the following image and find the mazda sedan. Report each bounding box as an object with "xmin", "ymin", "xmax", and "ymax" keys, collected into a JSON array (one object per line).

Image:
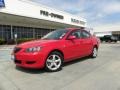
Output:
[{"xmin": 12, "ymin": 28, "xmax": 100, "ymax": 72}]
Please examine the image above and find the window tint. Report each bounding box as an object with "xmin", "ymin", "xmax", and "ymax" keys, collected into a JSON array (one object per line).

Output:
[
  {"xmin": 71, "ymin": 30, "xmax": 81, "ymax": 39},
  {"xmin": 41, "ymin": 29, "xmax": 69, "ymax": 40},
  {"xmin": 81, "ymin": 31, "xmax": 90, "ymax": 38}
]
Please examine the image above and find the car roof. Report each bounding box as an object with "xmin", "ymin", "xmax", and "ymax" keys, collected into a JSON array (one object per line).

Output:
[
  {"xmin": 65, "ymin": 28, "xmax": 92, "ymax": 35},
  {"xmin": 66, "ymin": 28, "xmax": 85, "ymax": 31}
]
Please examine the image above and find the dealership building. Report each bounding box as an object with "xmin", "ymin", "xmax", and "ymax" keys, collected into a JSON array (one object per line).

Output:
[{"xmin": 0, "ymin": 0, "xmax": 86, "ymax": 42}]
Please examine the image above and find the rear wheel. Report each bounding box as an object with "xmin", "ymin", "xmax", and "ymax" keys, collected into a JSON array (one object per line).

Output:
[
  {"xmin": 45, "ymin": 52, "xmax": 63, "ymax": 72},
  {"xmin": 91, "ymin": 47, "xmax": 98, "ymax": 58}
]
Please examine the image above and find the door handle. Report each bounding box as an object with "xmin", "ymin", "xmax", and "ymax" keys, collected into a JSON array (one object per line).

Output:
[{"xmin": 80, "ymin": 41, "xmax": 84, "ymax": 43}]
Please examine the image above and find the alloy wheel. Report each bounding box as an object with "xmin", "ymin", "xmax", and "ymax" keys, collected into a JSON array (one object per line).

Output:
[{"xmin": 46, "ymin": 54, "xmax": 62, "ymax": 71}]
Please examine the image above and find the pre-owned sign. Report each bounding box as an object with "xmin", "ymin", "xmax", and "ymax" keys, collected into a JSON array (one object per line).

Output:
[
  {"xmin": 40, "ymin": 10, "xmax": 64, "ymax": 20},
  {"xmin": 0, "ymin": 0, "xmax": 5, "ymax": 7}
]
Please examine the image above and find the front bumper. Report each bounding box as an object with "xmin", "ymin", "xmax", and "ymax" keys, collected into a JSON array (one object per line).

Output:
[{"xmin": 13, "ymin": 52, "xmax": 46, "ymax": 69}]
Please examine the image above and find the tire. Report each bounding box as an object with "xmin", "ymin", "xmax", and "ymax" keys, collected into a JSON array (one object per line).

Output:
[
  {"xmin": 45, "ymin": 51, "xmax": 63, "ymax": 72},
  {"xmin": 91, "ymin": 47, "xmax": 98, "ymax": 58},
  {"xmin": 114, "ymin": 40, "xmax": 117, "ymax": 43}
]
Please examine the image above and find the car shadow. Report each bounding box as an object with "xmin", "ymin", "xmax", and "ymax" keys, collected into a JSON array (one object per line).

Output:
[
  {"xmin": 15, "ymin": 66, "xmax": 45, "ymax": 74},
  {"xmin": 63, "ymin": 56, "xmax": 90, "ymax": 67},
  {"xmin": 15, "ymin": 56, "xmax": 91, "ymax": 74}
]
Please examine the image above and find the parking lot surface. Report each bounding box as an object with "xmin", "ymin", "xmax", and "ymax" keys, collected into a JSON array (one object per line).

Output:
[{"xmin": 0, "ymin": 44, "xmax": 120, "ymax": 90}]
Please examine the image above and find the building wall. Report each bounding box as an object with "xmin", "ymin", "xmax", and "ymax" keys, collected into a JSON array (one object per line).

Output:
[
  {"xmin": 112, "ymin": 31, "xmax": 120, "ymax": 40},
  {"xmin": 0, "ymin": 0, "xmax": 86, "ymax": 27}
]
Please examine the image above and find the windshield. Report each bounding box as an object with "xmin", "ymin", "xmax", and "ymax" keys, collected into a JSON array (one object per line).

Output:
[{"xmin": 41, "ymin": 29, "xmax": 69, "ymax": 40}]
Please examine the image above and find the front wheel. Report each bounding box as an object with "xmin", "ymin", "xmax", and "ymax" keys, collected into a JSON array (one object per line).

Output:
[
  {"xmin": 45, "ymin": 52, "xmax": 63, "ymax": 72},
  {"xmin": 91, "ymin": 47, "xmax": 98, "ymax": 58}
]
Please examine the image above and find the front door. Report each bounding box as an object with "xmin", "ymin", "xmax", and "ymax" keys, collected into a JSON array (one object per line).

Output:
[{"xmin": 64, "ymin": 30, "xmax": 83, "ymax": 60}]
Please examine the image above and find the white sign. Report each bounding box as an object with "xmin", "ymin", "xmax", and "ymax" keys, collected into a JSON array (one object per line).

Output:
[{"xmin": 14, "ymin": 34, "xmax": 17, "ymax": 39}]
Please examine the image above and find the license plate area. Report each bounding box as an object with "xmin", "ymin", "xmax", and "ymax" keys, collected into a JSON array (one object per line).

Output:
[{"xmin": 11, "ymin": 55, "xmax": 15, "ymax": 60}]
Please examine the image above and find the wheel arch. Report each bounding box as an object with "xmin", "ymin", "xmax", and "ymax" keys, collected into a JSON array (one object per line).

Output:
[
  {"xmin": 94, "ymin": 45, "xmax": 98, "ymax": 50},
  {"xmin": 48, "ymin": 49, "xmax": 64, "ymax": 59}
]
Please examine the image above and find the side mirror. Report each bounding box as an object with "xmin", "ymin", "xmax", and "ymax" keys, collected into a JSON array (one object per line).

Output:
[{"xmin": 68, "ymin": 35, "xmax": 76, "ymax": 40}]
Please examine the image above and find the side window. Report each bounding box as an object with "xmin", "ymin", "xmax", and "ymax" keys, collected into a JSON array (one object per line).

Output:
[
  {"xmin": 81, "ymin": 31, "xmax": 90, "ymax": 38},
  {"xmin": 71, "ymin": 30, "xmax": 81, "ymax": 39}
]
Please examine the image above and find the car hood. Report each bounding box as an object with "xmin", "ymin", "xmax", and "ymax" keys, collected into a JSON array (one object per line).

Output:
[{"xmin": 17, "ymin": 40, "xmax": 58, "ymax": 48}]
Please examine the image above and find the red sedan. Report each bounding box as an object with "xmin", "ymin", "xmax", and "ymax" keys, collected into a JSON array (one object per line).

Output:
[{"xmin": 12, "ymin": 28, "xmax": 100, "ymax": 72}]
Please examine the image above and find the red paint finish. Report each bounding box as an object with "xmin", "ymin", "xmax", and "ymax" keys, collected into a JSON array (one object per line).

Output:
[{"xmin": 12, "ymin": 28, "xmax": 100, "ymax": 69}]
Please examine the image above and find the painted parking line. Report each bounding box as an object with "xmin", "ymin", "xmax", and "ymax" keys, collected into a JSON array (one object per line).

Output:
[{"xmin": 0, "ymin": 49, "xmax": 13, "ymax": 50}]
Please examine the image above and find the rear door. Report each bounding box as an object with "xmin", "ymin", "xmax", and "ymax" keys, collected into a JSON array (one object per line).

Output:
[{"xmin": 80, "ymin": 30, "xmax": 93, "ymax": 56}]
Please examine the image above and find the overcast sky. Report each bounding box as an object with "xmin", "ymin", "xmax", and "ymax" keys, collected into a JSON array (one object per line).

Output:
[{"xmin": 30, "ymin": 0, "xmax": 120, "ymax": 32}]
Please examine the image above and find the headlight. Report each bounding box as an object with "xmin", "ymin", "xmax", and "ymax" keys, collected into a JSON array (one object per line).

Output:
[{"xmin": 25, "ymin": 47, "xmax": 41, "ymax": 53}]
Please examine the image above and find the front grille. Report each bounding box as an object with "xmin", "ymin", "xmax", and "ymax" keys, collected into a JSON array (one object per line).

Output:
[
  {"xmin": 14, "ymin": 47, "xmax": 21, "ymax": 53},
  {"xmin": 26, "ymin": 61, "xmax": 36, "ymax": 64}
]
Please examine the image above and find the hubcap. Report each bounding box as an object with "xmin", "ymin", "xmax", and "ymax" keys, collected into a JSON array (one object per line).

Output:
[
  {"xmin": 93, "ymin": 48, "xmax": 97, "ymax": 57},
  {"xmin": 46, "ymin": 54, "xmax": 61, "ymax": 71}
]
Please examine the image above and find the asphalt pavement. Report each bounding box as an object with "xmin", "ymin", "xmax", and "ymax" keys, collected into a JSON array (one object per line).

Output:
[{"xmin": 0, "ymin": 43, "xmax": 120, "ymax": 90}]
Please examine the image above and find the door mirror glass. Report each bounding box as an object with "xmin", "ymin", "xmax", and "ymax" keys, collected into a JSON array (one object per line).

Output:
[{"xmin": 68, "ymin": 35, "xmax": 76, "ymax": 40}]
